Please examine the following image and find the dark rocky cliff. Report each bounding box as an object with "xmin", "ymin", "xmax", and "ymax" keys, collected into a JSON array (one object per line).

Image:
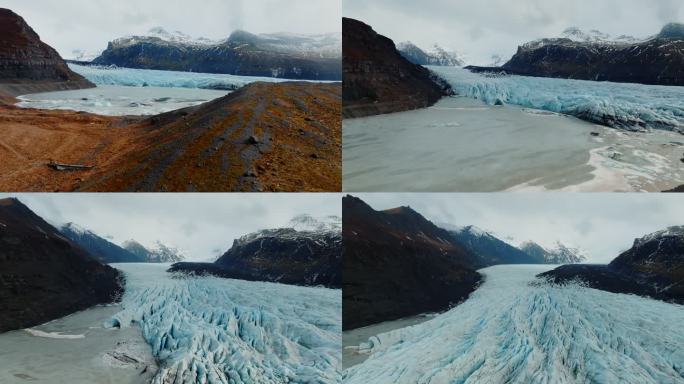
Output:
[
  {"xmin": 539, "ymin": 226, "xmax": 684, "ymax": 304},
  {"xmin": 0, "ymin": 198, "xmax": 122, "ymax": 333},
  {"xmin": 342, "ymin": 18, "xmax": 452, "ymax": 118},
  {"xmin": 0, "ymin": 8, "xmax": 94, "ymax": 96},
  {"xmin": 343, "ymin": 195, "xmax": 481, "ymax": 330}
]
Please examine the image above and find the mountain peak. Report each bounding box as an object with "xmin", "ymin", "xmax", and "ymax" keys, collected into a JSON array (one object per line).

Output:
[{"xmin": 658, "ymin": 23, "xmax": 684, "ymax": 39}]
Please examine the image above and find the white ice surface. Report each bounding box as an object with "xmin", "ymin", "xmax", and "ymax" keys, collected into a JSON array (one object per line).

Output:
[
  {"xmin": 431, "ymin": 66, "xmax": 684, "ymax": 132},
  {"xmin": 345, "ymin": 265, "xmax": 684, "ymax": 384},
  {"xmin": 69, "ymin": 64, "xmax": 288, "ymax": 90},
  {"xmin": 108, "ymin": 263, "xmax": 341, "ymax": 384}
]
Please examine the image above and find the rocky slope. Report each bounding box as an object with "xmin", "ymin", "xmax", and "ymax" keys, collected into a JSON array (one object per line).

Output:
[
  {"xmin": 0, "ymin": 8, "xmax": 94, "ymax": 97},
  {"xmin": 343, "ymin": 195, "xmax": 482, "ymax": 330},
  {"xmin": 122, "ymin": 240, "xmax": 185, "ymax": 263},
  {"xmin": 59, "ymin": 223, "xmax": 145, "ymax": 263},
  {"xmin": 169, "ymin": 215, "xmax": 342, "ymax": 288},
  {"xmin": 539, "ymin": 226, "xmax": 684, "ymax": 304},
  {"xmin": 72, "ymin": 81, "xmax": 341, "ymax": 192},
  {"xmin": 342, "ymin": 17, "xmax": 452, "ymax": 118},
  {"xmin": 0, "ymin": 198, "xmax": 122, "ymax": 332},
  {"xmin": 91, "ymin": 28, "xmax": 341, "ymax": 81},
  {"xmin": 519, "ymin": 241, "xmax": 587, "ymax": 264},
  {"xmin": 472, "ymin": 24, "xmax": 684, "ymax": 86},
  {"xmin": 397, "ymin": 41, "xmax": 464, "ymax": 66}
]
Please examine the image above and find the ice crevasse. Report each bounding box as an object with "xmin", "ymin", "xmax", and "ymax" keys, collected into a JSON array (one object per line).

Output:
[
  {"xmin": 106, "ymin": 263, "xmax": 341, "ymax": 384},
  {"xmin": 345, "ymin": 265, "xmax": 684, "ymax": 384}
]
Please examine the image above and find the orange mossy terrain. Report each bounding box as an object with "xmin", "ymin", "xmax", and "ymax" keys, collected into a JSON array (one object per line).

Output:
[{"xmin": 0, "ymin": 82, "xmax": 341, "ymax": 192}]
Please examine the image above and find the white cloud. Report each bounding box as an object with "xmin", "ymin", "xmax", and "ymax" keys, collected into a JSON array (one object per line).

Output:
[
  {"xmin": 2, "ymin": 193, "xmax": 341, "ymax": 261},
  {"xmin": 352, "ymin": 193, "xmax": 684, "ymax": 263},
  {"xmin": 0, "ymin": 0, "xmax": 341, "ymax": 58},
  {"xmin": 344, "ymin": 0, "xmax": 684, "ymax": 65}
]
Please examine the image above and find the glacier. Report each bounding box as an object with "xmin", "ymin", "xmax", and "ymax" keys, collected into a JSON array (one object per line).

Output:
[
  {"xmin": 430, "ymin": 66, "xmax": 684, "ymax": 132},
  {"xmin": 69, "ymin": 64, "xmax": 289, "ymax": 90},
  {"xmin": 344, "ymin": 265, "xmax": 684, "ymax": 384},
  {"xmin": 108, "ymin": 263, "xmax": 341, "ymax": 384}
]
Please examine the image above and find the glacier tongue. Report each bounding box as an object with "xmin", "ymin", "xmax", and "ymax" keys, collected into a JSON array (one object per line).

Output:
[
  {"xmin": 345, "ymin": 265, "xmax": 684, "ymax": 384},
  {"xmin": 68, "ymin": 64, "xmax": 288, "ymax": 90},
  {"xmin": 109, "ymin": 263, "xmax": 341, "ymax": 384},
  {"xmin": 431, "ymin": 66, "xmax": 684, "ymax": 132}
]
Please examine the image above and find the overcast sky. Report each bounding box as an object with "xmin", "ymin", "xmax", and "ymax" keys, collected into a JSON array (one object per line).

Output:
[
  {"xmin": 352, "ymin": 193, "xmax": 684, "ymax": 263},
  {"xmin": 0, "ymin": 0, "xmax": 341, "ymax": 58},
  {"xmin": 3, "ymin": 193, "xmax": 341, "ymax": 262},
  {"xmin": 344, "ymin": 0, "xmax": 684, "ymax": 65}
]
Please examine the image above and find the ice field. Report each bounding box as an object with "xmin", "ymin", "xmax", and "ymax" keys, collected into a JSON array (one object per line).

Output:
[
  {"xmin": 344, "ymin": 265, "xmax": 684, "ymax": 384},
  {"xmin": 109, "ymin": 263, "xmax": 341, "ymax": 384},
  {"xmin": 431, "ymin": 66, "xmax": 684, "ymax": 132}
]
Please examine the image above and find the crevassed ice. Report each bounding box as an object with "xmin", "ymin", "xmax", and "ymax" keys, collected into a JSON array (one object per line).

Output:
[
  {"xmin": 430, "ymin": 66, "xmax": 684, "ymax": 132},
  {"xmin": 108, "ymin": 263, "xmax": 341, "ymax": 384},
  {"xmin": 69, "ymin": 64, "xmax": 289, "ymax": 90},
  {"xmin": 345, "ymin": 265, "xmax": 684, "ymax": 384}
]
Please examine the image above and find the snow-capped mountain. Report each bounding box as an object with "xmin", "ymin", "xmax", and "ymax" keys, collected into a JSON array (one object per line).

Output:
[
  {"xmin": 59, "ymin": 222, "xmax": 144, "ymax": 263},
  {"xmin": 68, "ymin": 49, "xmax": 102, "ymax": 62},
  {"xmin": 170, "ymin": 214, "xmax": 342, "ymax": 287},
  {"xmin": 111, "ymin": 26, "xmax": 222, "ymax": 48},
  {"xmin": 92, "ymin": 27, "xmax": 341, "ymax": 80},
  {"xmin": 541, "ymin": 225, "xmax": 684, "ymax": 305},
  {"xmin": 494, "ymin": 23, "xmax": 684, "ymax": 86},
  {"xmin": 397, "ymin": 41, "xmax": 465, "ymax": 66},
  {"xmin": 447, "ymin": 225, "xmax": 540, "ymax": 266},
  {"xmin": 519, "ymin": 241, "xmax": 587, "ymax": 264},
  {"xmin": 122, "ymin": 240, "xmax": 185, "ymax": 263}
]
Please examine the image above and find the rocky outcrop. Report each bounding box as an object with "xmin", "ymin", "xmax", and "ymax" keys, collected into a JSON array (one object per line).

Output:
[
  {"xmin": 170, "ymin": 215, "xmax": 342, "ymax": 288},
  {"xmin": 472, "ymin": 24, "xmax": 684, "ymax": 86},
  {"xmin": 539, "ymin": 226, "xmax": 684, "ymax": 304},
  {"xmin": 0, "ymin": 198, "xmax": 122, "ymax": 332},
  {"xmin": 342, "ymin": 18, "xmax": 452, "ymax": 118},
  {"xmin": 59, "ymin": 223, "xmax": 145, "ymax": 263},
  {"xmin": 343, "ymin": 195, "xmax": 482, "ymax": 330},
  {"xmin": 0, "ymin": 8, "xmax": 94, "ymax": 97},
  {"xmin": 122, "ymin": 240, "xmax": 185, "ymax": 263},
  {"xmin": 92, "ymin": 28, "xmax": 341, "ymax": 81}
]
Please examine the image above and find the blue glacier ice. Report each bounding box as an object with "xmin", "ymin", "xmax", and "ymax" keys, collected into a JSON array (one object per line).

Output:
[
  {"xmin": 430, "ymin": 66, "xmax": 684, "ymax": 132},
  {"xmin": 108, "ymin": 263, "xmax": 341, "ymax": 384},
  {"xmin": 345, "ymin": 265, "xmax": 684, "ymax": 384},
  {"xmin": 69, "ymin": 64, "xmax": 289, "ymax": 90}
]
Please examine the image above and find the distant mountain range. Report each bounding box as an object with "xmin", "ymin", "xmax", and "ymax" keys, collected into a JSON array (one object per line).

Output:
[
  {"xmin": 122, "ymin": 240, "xmax": 185, "ymax": 263},
  {"xmin": 0, "ymin": 198, "xmax": 121, "ymax": 332},
  {"xmin": 58, "ymin": 222, "xmax": 185, "ymax": 263},
  {"xmin": 170, "ymin": 214, "xmax": 342, "ymax": 288},
  {"xmin": 89, "ymin": 27, "xmax": 341, "ymax": 80},
  {"xmin": 468, "ymin": 23, "xmax": 684, "ymax": 86},
  {"xmin": 541, "ymin": 226, "xmax": 684, "ymax": 304},
  {"xmin": 397, "ymin": 41, "xmax": 465, "ymax": 66}
]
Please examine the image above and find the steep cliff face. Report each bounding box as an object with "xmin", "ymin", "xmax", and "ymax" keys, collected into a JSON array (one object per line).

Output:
[
  {"xmin": 343, "ymin": 195, "xmax": 482, "ymax": 330},
  {"xmin": 0, "ymin": 198, "xmax": 122, "ymax": 332},
  {"xmin": 342, "ymin": 17, "xmax": 452, "ymax": 118},
  {"xmin": 498, "ymin": 24, "xmax": 684, "ymax": 86},
  {"xmin": 0, "ymin": 8, "xmax": 94, "ymax": 96},
  {"xmin": 92, "ymin": 28, "xmax": 341, "ymax": 81}
]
